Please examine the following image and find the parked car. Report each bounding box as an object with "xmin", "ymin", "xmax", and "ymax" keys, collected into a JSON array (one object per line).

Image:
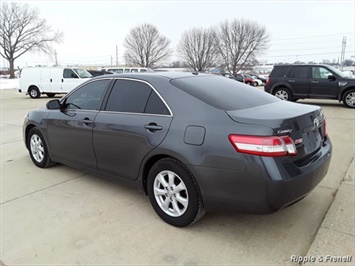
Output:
[
  {"xmin": 231, "ymin": 73, "xmax": 245, "ymax": 83},
  {"xmin": 23, "ymin": 72, "xmax": 331, "ymax": 227},
  {"xmin": 244, "ymin": 74, "xmax": 261, "ymax": 86},
  {"xmin": 19, "ymin": 67, "xmax": 92, "ymax": 98},
  {"xmin": 233, "ymin": 74, "xmax": 255, "ymax": 86},
  {"xmin": 208, "ymin": 68, "xmax": 233, "ymax": 78},
  {"xmin": 251, "ymin": 74, "xmax": 267, "ymax": 85},
  {"xmin": 265, "ymin": 64, "xmax": 355, "ymax": 108},
  {"xmin": 101, "ymin": 67, "xmax": 153, "ymax": 73},
  {"xmin": 87, "ymin": 70, "xmax": 114, "ymax": 77}
]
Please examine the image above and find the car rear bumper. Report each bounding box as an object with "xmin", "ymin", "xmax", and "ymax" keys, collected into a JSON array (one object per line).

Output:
[{"xmin": 191, "ymin": 137, "xmax": 332, "ymax": 213}]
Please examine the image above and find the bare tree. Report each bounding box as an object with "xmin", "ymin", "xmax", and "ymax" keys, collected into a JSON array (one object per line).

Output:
[
  {"xmin": 177, "ymin": 27, "xmax": 219, "ymax": 72},
  {"xmin": 123, "ymin": 23, "xmax": 171, "ymax": 67},
  {"xmin": 0, "ymin": 2, "xmax": 63, "ymax": 78},
  {"xmin": 215, "ymin": 19, "xmax": 270, "ymax": 74}
]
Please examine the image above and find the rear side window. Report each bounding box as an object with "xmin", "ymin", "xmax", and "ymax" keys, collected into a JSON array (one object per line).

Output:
[
  {"xmin": 171, "ymin": 75, "xmax": 279, "ymax": 110},
  {"xmin": 288, "ymin": 66, "xmax": 308, "ymax": 78},
  {"xmin": 106, "ymin": 80, "xmax": 151, "ymax": 113},
  {"xmin": 145, "ymin": 91, "xmax": 170, "ymax": 115},
  {"xmin": 270, "ymin": 66, "xmax": 289, "ymax": 77}
]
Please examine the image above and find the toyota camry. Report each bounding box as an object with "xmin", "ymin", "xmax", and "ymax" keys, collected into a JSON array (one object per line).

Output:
[{"xmin": 23, "ymin": 72, "xmax": 332, "ymax": 227}]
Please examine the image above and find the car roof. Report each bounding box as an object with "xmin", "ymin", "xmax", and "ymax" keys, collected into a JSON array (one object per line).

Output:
[
  {"xmin": 91, "ymin": 71, "xmax": 208, "ymax": 81},
  {"xmin": 274, "ymin": 64, "xmax": 332, "ymax": 68}
]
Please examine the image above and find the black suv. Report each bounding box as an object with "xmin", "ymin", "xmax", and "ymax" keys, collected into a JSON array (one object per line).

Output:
[{"xmin": 264, "ymin": 64, "xmax": 355, "ymax": 108}]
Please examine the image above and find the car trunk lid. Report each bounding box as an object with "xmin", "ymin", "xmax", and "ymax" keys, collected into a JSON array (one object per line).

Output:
[{"xmin": 226, "ymin": 101, "xmax": 326, "ymax": 162}]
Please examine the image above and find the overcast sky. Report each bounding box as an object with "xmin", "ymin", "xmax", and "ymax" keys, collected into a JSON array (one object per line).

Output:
[{"xmin": 3, "ymin": 0, "xmax": 355, "ymax": 68}]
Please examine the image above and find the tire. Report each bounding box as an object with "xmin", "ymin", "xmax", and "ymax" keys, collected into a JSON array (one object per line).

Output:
[
  {"xmin": 147, "ymin": 158, "xmax": 205, "ymax": 227},
  {"xmin": 246, "ymin": 82, "xmax": 252, "ymax": 86},
  {"xmin": 46, "ymin": 93, "xmax": 56, "ymax": 98},
  {"xmin": 27, "ymin": 128, "xmax": 55, "ymax": 168},
  {"xmin": 342, "ymin": 90, "xmax": 355, "ymax": 108},
  {"xmin": 28, "ymin": 86, "xmax": 40, "ymax": 99},
  {"xmin": 273, "ymin": 87, "xmax": 291, "ymax": 101}
]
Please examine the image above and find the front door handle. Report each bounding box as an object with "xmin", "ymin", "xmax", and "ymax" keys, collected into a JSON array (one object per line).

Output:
[
  {"xmin": 311, "ymin": 80, "xmax": 319, "ymax": 84},
  {"xmin": 288, "ymin": 79, "xmax": 295, "ymax": 83},
  {"xmin": 144, "ymin": 123, "xmax": 162, "ymax": 132}
]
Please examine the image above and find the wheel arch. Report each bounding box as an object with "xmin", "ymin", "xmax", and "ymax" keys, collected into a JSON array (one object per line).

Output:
[
  {"xmin": 25, "ymin": 124, "xmax": 37, "ymax": 149},
  {"xmin": 140, "ymin": 153, "xmax": 192, "ymax": 196},
  {"xmin": 271, "ymin": 84, "xmax": 293, "ymax": 95},
  {"xmin": 339, "ymin": 86, "xmax": 355, "ymax": 102}
]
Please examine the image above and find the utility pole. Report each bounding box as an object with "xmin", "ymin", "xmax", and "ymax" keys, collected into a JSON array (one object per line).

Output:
[
  {"xmin": 340, "ymin": 36, "xmax": 346, "ymax": 70},
  {"xmin": 116, "ymin": 45, "xmax": 118, "ymax": 66},
  {"xmin": 111, "ymin": 56, "xmax": 113, "ymax": 66},
  {"xmin": 54, "ymin": 50, "xmax": 58, "ymax": 66}
]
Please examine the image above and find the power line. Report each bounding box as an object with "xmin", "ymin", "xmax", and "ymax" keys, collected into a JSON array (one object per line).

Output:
[{"xmin": 272, "ymin": 32, "xmax": 355, "ymax": 41}]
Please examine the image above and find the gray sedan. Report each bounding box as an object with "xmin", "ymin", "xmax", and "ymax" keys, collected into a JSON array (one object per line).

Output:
[{"xmin": 23, "ymin": 72, "xmax": 332, "ymax": 227}]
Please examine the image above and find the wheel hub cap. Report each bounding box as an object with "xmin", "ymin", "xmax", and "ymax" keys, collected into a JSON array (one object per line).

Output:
[{"xmin": 153, "ymin": 170, "xmax": 189, "ymax": 217}]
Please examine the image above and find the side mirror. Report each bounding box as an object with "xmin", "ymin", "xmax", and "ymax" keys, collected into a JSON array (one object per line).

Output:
[
  {"xmin": 46, "ymin": 99, "xmax": 61, "ymax": 110},
  {"xmin": 328, "ymin": 75, "xmax": 336, "ymax": 81}
]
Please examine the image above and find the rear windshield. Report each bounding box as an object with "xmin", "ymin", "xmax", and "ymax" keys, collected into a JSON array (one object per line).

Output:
[{"xmin": 170, "ymin": 75, "xmax": 279, "ymax": 110}]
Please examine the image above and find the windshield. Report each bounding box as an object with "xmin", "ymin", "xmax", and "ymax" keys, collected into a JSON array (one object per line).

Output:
[
  {"xmin": 327, "ymin": 65, "xmax": 349, "ymax": 78},
  {"xmin": 74, "ymin": 68, "xmax": 92, "ymax": 78}
]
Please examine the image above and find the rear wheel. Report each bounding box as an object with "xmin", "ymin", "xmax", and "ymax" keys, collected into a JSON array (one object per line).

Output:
[
  {"xmin": 342, "ymin": 90, "xmax": 355, "ymax": 108},
  {"xmin": 46, "ymin": 93, "xmax": 56, "ymax": 98},
  {"xmin": 273, "ymin": 88, "xmax": 291, "ymax": 101},
  {"xmin": 27, "ymin": 128, "xmax": 55, "ymax": 168},
  {"xmin": 147, "ymin": 158, "xmax": 205, "ymax": 227},
  {"xmin": 28, "ymin": 86, "xmax": 40, "ymax": 99}
]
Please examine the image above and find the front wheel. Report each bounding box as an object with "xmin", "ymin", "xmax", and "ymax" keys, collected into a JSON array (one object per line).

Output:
[
  {"xmin": 27, "ymin": 128, "xmax": 55, "ymax": 168},
  {"xmin": 273, "ymin": 88, "xmax": 291, "ymax": 101},
  {"xmin": 147, "ymin": 158, "xmax": 205, "ymax": 227},
  {"xmin": 342, "ymin": 90, "xmax": 355, "ymax": 108},
  {"xmin": 28, "ymin": 86, "xmax": 40, "ymax": 98}
]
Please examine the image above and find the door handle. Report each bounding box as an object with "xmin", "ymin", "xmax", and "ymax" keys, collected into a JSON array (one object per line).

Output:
[
  {"xmin": 288, "ymin": 80, "xmax": 295, "ymax": 83},
  {"xmin": 50, "ymin": 79, "xmax": 52, "ymax": 82},
  {"xmin": 144, "ymin": 123, "xmax": 162, "ymax": 132},
  {"xmin": 82, "ymin": 118, "xmax": 93, "ymax": 125},
  {"xmin": 311, "ymin": 80, "xmax": 319, "ymax": 84},
  {"xmin": 61, "ymin": 79, "xmax": 64, "ymax": 82}
]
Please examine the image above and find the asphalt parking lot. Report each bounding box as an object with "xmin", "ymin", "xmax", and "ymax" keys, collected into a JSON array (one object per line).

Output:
[{"xmin": 1, "ymin": 89, "xmax": 354, "ymax": 265}]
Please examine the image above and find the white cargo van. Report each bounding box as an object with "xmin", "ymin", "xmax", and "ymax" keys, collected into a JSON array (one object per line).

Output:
[
  {"xmin": 101, "ymin": 67, "xmax": 153, "ymax": 74},
  {"xmin": 19, "ymin": 67, "xmax": 92, "ymax": 98}
]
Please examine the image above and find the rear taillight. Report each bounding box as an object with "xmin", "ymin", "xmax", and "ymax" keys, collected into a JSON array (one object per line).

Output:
[
  {"xmin": 266, "ymin": 77, "xmax": 270, "ymax": 85},
  {"xmin": 228, "ymin": 134, "xmax": 297, "ymax": 157},
  {"xmin": 323, "ymin": 117, "xmax": 327, "ymax": 138}
]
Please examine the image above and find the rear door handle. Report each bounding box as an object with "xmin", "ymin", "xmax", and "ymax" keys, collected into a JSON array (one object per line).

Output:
[
  {"xmin": 288, "ymin": 79, "xmax": 295, "ymax": 83},
  {"xmin": 311, "ymin": 80, "xmax": 319, "ymax": 84},
  {"xmin": 144, "ymin": 123, "xmax": 162, "ymax": 132},
  {"xmin": 82, "ymin": 118, "xmax": 93, "ymax": 125}
]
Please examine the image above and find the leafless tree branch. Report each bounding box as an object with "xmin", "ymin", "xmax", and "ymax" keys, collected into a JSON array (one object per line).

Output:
[
  {"xmin": 123, "ymin": 23, "xmax": 171, "ymax": 67},
  {"xmin": 0, "ymin": 2, "xmax": 63, "ymax": 78},
  {"xmin": 177, "ymin": 27, "xmax": 220, "ymax": 72},
  {"xmin": 215, "ymin": 19, "xmax": 270, "ymax": 74}
]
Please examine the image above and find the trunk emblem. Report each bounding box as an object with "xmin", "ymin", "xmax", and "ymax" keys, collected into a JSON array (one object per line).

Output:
[{"xmin": 277, "ymin": 129, "xmax": 292, "ymax": 134}]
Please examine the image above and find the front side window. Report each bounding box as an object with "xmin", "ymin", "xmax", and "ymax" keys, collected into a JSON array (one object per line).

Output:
[
  {"xmin": 64, "ymin": 79, "xmax": 110, "ymax": 110},
  {"xmin": 63, "ymin": 69, "xmax": 78, "ymax": 79},
  {"xmin": 131, "ymin": 69, "xmax": 138, "ymax": 73},
  {"xmin": 312, "ymin": 67, "xmax": 332, "ymax": 79}
]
